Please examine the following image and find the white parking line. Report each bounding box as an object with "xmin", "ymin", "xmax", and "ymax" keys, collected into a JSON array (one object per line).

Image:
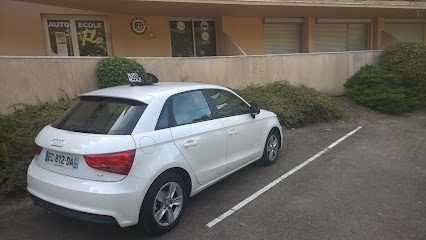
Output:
[{"xmin": 206, "ymin": 126, "xmax": 362, "ymax": 228}]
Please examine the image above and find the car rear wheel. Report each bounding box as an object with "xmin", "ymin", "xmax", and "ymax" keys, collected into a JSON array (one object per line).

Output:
[
  {"xmin": 259, "ymin": 130, "xmax": 280, "ymax": 166},
  {"xmin": 140, "ymin": 172, "xmax": 187, "ymax": 235}
]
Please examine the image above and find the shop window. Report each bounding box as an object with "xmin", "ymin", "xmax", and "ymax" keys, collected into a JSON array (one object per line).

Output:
[
  {"xmin": 43, "ymin": 15, "xmax": 112, "ymax": 56},
  {"xmin": 169, "ymin": 18, "xmax": 217, "ymax": 57}
]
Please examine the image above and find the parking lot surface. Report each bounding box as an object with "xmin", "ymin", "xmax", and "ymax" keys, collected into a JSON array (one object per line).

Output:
[{"xmin": 0, "ymin": 103, "xmax": 425, "ymax": 240}]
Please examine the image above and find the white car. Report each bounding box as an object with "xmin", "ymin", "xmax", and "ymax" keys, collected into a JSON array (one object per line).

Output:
[{"xmin": 27, "ymin": 80, "xmax": 282, "ymax": 235}]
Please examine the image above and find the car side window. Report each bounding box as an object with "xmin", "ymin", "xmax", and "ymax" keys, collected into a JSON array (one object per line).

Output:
[
  {"xmin": 155, "ymin": 100, "xmax": 171, "ymax": 130},
  {"xmin": 205, "ymin": 89, "xmax": 249, "ymax": 118},
  {"xmin": 172, "ymin": 90, "xmax": 213, "ymax": 126}
]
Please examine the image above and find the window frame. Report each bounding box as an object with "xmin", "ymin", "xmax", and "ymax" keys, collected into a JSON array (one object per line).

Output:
[
  {"xmin": 314, "ymin": 23, "xmax": 368, "ymax": 52},
  {"xmin": 51, "ymin": 96, "xmax": 147, "ymax": 135},
  {"xmin": 42, "ymin": 14, "xmax": 113, "ymax": 57},
  {"xmin": 203, "ymin": 89, "xmax": 250, "ymax": 119},
  {"xmin": 168, "ymin": 17, "xmax": 218, "ymax": 57},
  {"xmin": 156, "ymin": 90, "xmax": 216, "ymax": 129},
  {"xmin": 155, "ymin": 98, "xmax": 174, "ymax": 130},
  {"xmin": 154, "ymin": 88, "xmax": 251, "ymax": 130}
]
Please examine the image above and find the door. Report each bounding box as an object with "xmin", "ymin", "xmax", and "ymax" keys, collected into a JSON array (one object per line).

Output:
[
  {"xmin": 169, "ymin": 90, "xmax": 227, "ymax": 185},
  {"xmin": 193, "ymin": 20, "xmax": 217, "ymax": 57},
  {"xmin": 169, "ymin": 19, "xmax": 217, "ymax": 57},
  {"xmin": 204, "ymin": 89, "xmax": 263, "ymax": 171},
  {"xmin": 169, "ymin": 20, "xmax": 194, "ymax": 57}
]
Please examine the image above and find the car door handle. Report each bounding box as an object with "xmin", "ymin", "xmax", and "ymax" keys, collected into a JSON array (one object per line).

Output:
[
  {"xmin": 228, "ymin": 129, "xmax": 238, "ymax": 136},
  {"xmin": 183, "ymin": 140, "xmax": 198, "ymax": 148}
]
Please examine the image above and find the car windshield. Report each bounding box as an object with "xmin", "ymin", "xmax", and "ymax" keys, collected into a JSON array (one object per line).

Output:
[{"xmin": 51, "ymin": 96, "xmax": 147, "ymax": 135}]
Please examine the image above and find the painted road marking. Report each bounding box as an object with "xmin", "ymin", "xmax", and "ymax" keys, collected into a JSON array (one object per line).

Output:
[{"xmin": 206, "ymin": 126, "xmax": 363, "ymax": 228}]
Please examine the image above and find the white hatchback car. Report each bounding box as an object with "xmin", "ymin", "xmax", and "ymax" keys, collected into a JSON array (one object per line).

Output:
[{"xmin": 27, "ymin": 80, "xmax": 282, "ymax": 235}]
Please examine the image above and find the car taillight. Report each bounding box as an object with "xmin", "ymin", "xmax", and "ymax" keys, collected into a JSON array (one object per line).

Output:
[
  {"xmin": 84, "ymin": 150, "xmax": 136, "ymax": 175},
  {"xmin": 33, "ymin": 143, "xmax": 42, "ymax": 155}
]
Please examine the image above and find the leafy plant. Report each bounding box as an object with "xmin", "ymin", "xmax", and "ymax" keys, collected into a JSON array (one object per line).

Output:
[
  {"xmin": 235, "ymin": 82, "xmax": 344, "ymax": 128},
  {"xmin": 379, "ymin": 42, "xmax": 426, "ymax": 100},
  {"xmin": 0, "ymin": 98, "xmax": 76, "ymax": 193},
  {"xmin": 344, "ymin": 65, "xmax": 422, "ymax": 114},
  {"xmin": 96, "ymin": 57, "xmax": 145, "ymax": 88}
]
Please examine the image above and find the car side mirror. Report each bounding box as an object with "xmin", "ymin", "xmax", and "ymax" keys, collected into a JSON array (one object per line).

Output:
[{"xmin": 249, "ymin": 102, "xmax": 260, "ymax": 118}]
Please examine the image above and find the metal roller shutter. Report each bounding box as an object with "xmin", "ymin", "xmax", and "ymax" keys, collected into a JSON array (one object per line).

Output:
[
  {"xmin": 315, "ymin": 24, "xmax": 347, "ymax": 52},
  {"xmin": 315, "ymin": 24, "xmax": 367, "ymax": 52},
  {"xmin": 384, "ymin": 24, "xmax": 424, "ymax": 43},
  {"xmin": 264, "ymin": 24, "xmax": 301, "ymax": 54},
  {"xmin": 347, "ymin": 24, "xmax": 367, "ymax": 51}
]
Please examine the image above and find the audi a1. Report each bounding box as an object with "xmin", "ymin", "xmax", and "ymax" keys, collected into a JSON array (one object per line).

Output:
[{"xmin": 27, "ymin": 73, "xmax": 282, "ymax": 235}]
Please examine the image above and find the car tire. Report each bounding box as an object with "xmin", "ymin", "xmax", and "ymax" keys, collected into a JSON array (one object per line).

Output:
[
  {"xmin": 259, "ymin": 129, "xmax": 280, "ymax": 166},
  {"xmin": 140, "ymin": 172, "xmax": 187, "ymax": 235}
]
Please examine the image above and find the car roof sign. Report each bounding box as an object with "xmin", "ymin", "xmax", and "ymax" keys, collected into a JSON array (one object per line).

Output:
[{"xmin": 126, "ymin": 72, "xmax": 159, "ymax": 86}]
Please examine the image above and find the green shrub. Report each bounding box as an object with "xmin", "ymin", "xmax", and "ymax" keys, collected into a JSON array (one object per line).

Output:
[
  {"xmin": 344, "ymin": 65, "xmax": 422, "ymax": 114},
  {"xmin": 96, "ymin": 57, "xmax": 145, "ymax": 88},
  {"xmin": 0, "ymin": 98, "xmax": 77, "ymax": 193},
  {"xmin": 378, "ymin": 42, "xmax": 426, "ymax": 100},
  {"xmin": 235, "ymin": 82, "xmax": 344, "ymax": 128}
]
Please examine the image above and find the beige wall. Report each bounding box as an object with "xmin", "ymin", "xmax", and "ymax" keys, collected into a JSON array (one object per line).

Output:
[
  {"xmin": 108, "ymin": 14, "xmax": 171, "ymax": 57},
  {"xmin": 0, "ymin": 0, "xmax": 172, "ymax": 57},
  {"xmin": 372, "ymin": 17, "xmax": 385, "ymax": 50},
  {"xmin": 0, "ymin": 51, "xmax": 380, "ymax": 114},
  {"xmin": 302, "ymin": 17, "xmax": 315, "ymax": 52},
  {"xmin": 221, "ymin": 16, "xmax": 264, "ymax": 55},
  {"xmin": 0, "ymin": 0, "xmax": 265, "ymax": 57},
  {"xmin": 0, "ymin": 57, "xmax": 99, "ymax": 113},
  {"xmin": 217, "ymin": 32, "xmax": 247, "ymax": 56},
  {"xmin": 0, "ymin": 0, "xmax": 103, "ymax": 56}
]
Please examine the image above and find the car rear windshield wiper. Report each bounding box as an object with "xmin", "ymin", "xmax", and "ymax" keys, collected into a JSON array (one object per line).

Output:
[{"xmin": 68, "ymin": 126, "xmax": 107, "ymax": 134}]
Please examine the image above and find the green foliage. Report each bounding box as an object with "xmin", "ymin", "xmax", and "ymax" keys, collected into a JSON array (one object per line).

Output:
[
  {"xmin": 378, "ymin": 42, "xmax": 426, "ymax": 100},
  {"xmin": 235, "ymin": 82, "xmax": 344, "ymax": 128},
  {"xmin": 0, "ymin": 98, "xmax": 77, "ymax": 193},
  {"xmin": 96, "ymin": 57, "xmax": 145, "ymax": 88},
  {"xmin": 344, "ymin": 65, "xmax": 422, "ymax": 114}
]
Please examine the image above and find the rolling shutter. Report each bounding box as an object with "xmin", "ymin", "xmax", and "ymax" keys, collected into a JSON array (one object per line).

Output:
[
  {"xmin": 347, "ymin": 24, "xmax": 367, "ymax": 51},
  {"xmin": 315, "ymin": 24, "xmax": 367, "ymax": 52},
  {"xmin": 384, "ymin": 24, "xmax": 424, "ymax": 43},
  {"xmin": 315, "ymin": 24, "xmax": 347, "ymax": 52},
  {"xmin": 264, "ymin": 24, "xmax": 302, "ymax": 54}
]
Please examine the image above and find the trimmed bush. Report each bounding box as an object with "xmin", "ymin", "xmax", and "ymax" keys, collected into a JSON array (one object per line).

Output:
[
  {"xmin": 235, "ymin": 82, "xmax": 344, "ymax": 128},
  {"xmin": 0, "ymin": 98, "xmax": 76, "ymax": 193},
  {"xmin": 344, "ymin": 65, "xmax": 422, "ymax": 114},
  {"xmin": 379, "ymin": 42, "xmax": 426, "ymax": 100},
  {"xmin": 96, "ymin": 57, "xmax": 145, "ymax": 88}
]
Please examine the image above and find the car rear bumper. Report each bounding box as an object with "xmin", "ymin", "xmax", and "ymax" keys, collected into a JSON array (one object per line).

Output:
[
  {"xmin": 29, "ymin": 193, "xmax": 119, "ymax": 224},
  {"xmin": 27, "ymin": 160, "xmax": 150, "ymax": 227}
]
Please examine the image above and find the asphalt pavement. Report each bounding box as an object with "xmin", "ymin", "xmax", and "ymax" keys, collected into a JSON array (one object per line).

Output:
[{"xmin": 0, "ymin": 111, "xmax": 425, "ymax": 240}]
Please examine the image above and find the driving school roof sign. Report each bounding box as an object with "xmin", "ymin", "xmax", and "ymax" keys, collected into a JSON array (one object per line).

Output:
[{"xmin": 127, "ymin": 72, "xmax": 159, "ymax": 86}]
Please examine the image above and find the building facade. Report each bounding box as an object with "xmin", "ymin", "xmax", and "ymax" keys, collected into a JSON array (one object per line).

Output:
[{"xmin": 1, "ymin": 0, "xmax": 426, "ymax": 57}]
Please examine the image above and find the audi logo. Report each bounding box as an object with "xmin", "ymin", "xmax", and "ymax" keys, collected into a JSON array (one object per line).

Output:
[{"xmin": 51, "ymin": 139, "xmax": 65, "ymax": 147}]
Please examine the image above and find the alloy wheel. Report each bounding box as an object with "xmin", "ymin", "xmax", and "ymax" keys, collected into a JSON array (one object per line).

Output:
[{"xmin": 153, "ymin": 182, "xmax": 183, "ymax": 226}]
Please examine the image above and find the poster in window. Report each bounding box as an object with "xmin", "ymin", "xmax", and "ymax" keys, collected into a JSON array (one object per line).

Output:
[
  {"xmin": 169, "ymin": 21, "xmax": 194, "ymax": 57},
  {"xmin": 75, "ymin": 20, "xmax": 108, "ymax": 56},
  {"xmin": 194, "ymin": 21, "xmax": 216, "ymax": 57},
  {"xmin": 47, "ymin": 20, "xmax": 74, "ymax": 56}
]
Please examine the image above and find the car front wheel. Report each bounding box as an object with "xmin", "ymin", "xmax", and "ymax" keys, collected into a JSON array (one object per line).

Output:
[
  {"xmin": 259, "ymin": 129, "xmax": 280, "ymax": 166},
  {"xmin": 140, "ymin": 172, "xmax": 187, "ymax": 235}
]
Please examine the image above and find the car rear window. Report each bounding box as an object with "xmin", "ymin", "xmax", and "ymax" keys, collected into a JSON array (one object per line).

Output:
[{"xmin": 51, "ymin": 96, "xmax": 147, "ymax": 135}]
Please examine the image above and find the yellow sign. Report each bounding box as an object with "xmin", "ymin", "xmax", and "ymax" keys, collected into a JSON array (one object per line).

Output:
[{"xmin": 80, "ymin": 29, "xmax": 103, "ymax": 46}]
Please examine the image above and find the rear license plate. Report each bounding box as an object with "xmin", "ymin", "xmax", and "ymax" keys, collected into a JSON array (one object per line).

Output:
[{"xmin": 45, "ymin": 151, "xmax": 79, "ymax": 170}]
